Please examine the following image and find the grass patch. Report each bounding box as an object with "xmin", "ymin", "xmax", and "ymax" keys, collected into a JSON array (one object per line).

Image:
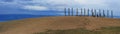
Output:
[
  {"xmin": 34, "ymin": 27, "xmax": 120, "ymax": 34},
  {"xmin": 100, "ymin": 27, "xmax": 120, "ymax": 34}
]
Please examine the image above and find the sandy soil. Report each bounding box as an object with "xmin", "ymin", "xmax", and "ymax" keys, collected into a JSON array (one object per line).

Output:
[{"xmin": 0, "ymin": 16, "xmax": 120, "ymax": 34}]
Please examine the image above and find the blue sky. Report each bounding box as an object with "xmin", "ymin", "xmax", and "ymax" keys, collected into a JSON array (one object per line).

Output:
[{"xmin": 0, "ymin": 0, "xmax": 120, "ymax": 16}]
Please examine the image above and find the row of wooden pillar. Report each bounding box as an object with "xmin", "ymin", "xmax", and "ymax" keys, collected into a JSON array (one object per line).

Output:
[{"xmin": 64, "ymin": 8, "xmax": 113, "ymax": 18}]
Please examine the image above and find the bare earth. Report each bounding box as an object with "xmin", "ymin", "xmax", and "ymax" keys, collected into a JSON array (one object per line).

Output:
[{"xmin": 0, "ymin": 16, "xmax": 120, "ymax": 34}]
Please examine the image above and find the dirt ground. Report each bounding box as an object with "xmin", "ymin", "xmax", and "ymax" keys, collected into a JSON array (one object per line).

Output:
[{"xmin": 0, "ymin": 16, "xmax": 120, "ymax": 34}]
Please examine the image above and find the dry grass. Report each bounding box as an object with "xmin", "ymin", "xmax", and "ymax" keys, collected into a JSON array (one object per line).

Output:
[
  {"xmin": 35, "ymin": 27, "xmax": 120, "ymax": 34},
  {"xmin": 0, "ymin": 16, "xmax": 120, "ymax": 34}
]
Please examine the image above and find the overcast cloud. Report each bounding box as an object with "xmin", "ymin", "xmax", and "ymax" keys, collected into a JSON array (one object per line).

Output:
[{"xmin": 0, "ymin": 0, "xmax": 120, "ymax": 16}]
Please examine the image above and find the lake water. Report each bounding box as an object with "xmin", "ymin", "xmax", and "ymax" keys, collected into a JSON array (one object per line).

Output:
[{"xmin": 0, "ymin": 14, "xmax": 120, "ymax": 22}]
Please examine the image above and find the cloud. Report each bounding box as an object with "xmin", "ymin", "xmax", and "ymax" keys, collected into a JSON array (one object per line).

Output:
[
  {"xmin": 0, "ymin": 0, "xmax": 120, "ymax": 16},
  {"xmin": 25, "ymin": 0, "xmax": 110, "ymax": 9},
  {"xmin": 74, "ymin": 0, "xmax": 109, "ymax": 8},
  {"xmin": 0, "ymin": 0, "xmax": 109, "ymax": 10},
  {"xmin": 0, "ymin": 0, "xmax": 119, "ymax": 9},
  {"xmin": 75, "ymin": 0, "xmax": 105, "ymax": 5},
  {"xmin": 23, "ymin": 5, "xmax": 49, "ymax": 11}
]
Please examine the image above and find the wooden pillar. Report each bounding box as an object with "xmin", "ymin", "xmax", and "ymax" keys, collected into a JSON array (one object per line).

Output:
[
  {"xmin": 91, "ymin": 9, "xmax": 94, "ymax": 17},
  {"xmin": 99, "ymin": 9, "xmax": 101, "ymax": 17},
  {"xmin": 84, "ymin": 8, "xmax": 86, "ymax": 16},
  {"xmin": 111, "ymin": 10, "xmax": 113, "ymax": 18},
  {"xmin": 76, "ymin": 8, "xmax": 79, "ymax": 16},
  {"xmin": 68, "ymin": 8, "xmax": 70, "ymax": 16},
  {"xmin": 107, "ymin": 10, "xmax": 109, "ymax": 18},
  {"xmin": 103, "ymin": 10, "xmax": 105, "ymax": 17},
  {"xmin": 71, "ymin": 8, "xmax": 74, "ymax": 16},
  {"xmin": 94, "ymin": 9, "xmax": 97, "ymax": 17},
  {"xmin": 81, "ymin": 8, "xmax": 83, "ymax": 16},
  {"xmin": 87, "ymin": 9, "xmax": 90, "ymax": 16},
  {"xmin": 64, "ymin": 8, "xmax": 66, "ymax": 16}
]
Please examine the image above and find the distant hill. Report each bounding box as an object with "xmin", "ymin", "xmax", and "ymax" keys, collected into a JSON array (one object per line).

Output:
[{"xmin": 0, "ymin": 16, "xmax": 120, "ymax": 34}]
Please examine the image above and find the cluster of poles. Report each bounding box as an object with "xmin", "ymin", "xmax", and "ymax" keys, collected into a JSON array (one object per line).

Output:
[{"xmin": 64, "ymin": 8, "xmax": 113, "ymax": 18}]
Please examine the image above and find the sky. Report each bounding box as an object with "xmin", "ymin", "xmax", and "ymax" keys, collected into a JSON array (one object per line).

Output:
[{"xmin": 0, "ymin": 0, "xmax": 120, "ymax": 16}]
